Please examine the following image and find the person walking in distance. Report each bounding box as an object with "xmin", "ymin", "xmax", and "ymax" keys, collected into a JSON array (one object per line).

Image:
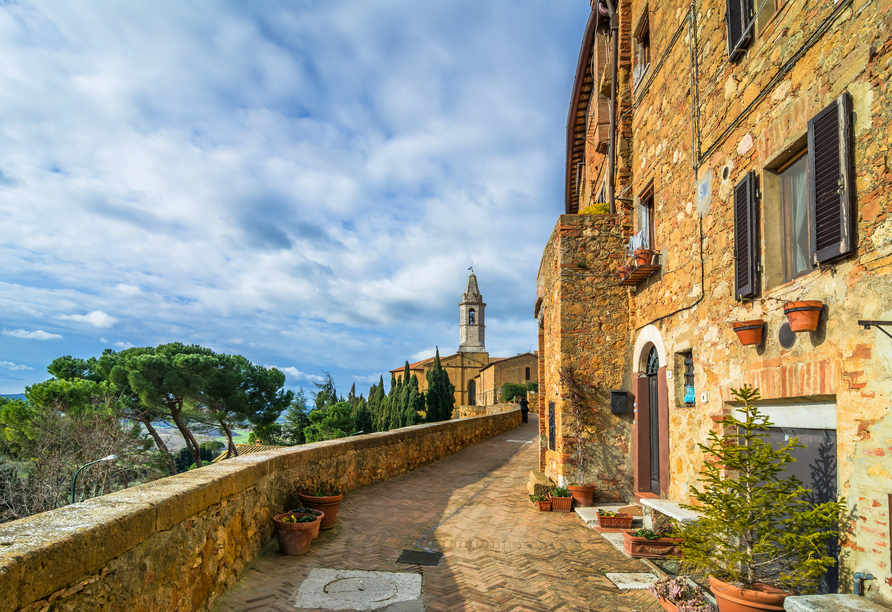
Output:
[{"xmin": 518, "ymin": 396, "xmax": 529, "ymax": 423}]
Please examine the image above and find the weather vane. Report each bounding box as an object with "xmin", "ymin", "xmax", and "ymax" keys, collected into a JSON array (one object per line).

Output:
[{"xmin": 468, "ymin": 262, "xmax": 474, "ymax": 273}]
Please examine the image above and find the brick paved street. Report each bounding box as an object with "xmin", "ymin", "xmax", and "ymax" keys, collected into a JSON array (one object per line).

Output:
[{"xmin": 212, "ymin": 416, "xmax": 663, "ymax": 612}]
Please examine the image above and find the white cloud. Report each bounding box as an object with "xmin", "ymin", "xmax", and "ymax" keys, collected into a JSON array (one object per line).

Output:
[
  {"xmin": 0, "ymin": 360, "xmax": 33, "ymax": 371},
  {"xmin": 266, "ymin": 365, "xmax": 325, "ymax": 384},
  {"xmin": 114, "ymin": 341, "xmax": 135, "ymax": 349},
  {"xmin": 114, "ymin": 284, "xmax": 142, "ymax": 296},
  {"xmin": 409, "ymin": 347, "xmax": 437, "ymax": 362},
  {"xmin": 99, "ymin": 337, "xmax": 108, "ymax": 343},
  {"xmin": 60, "ymin": 310, "xmax": 118, "ymax": 328},
  {"xmin": 352, "ymin": 373, "xmax": 384, "ymax": 384},
  {"xmin": 3, "ymin": 329, "xmax": 63, "ymax": 341}
]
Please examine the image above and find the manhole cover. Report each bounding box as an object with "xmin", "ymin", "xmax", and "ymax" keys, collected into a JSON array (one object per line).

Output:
[
  {"xmin": 324, "ymin": 576, "xmax": 398, "ymax": 602},
  {"xmin": 397, "ymin": 550, "xmax": 442, "ymax": 566},
  {"xmin": 291, "ymin": 569, "xmax": 422, "ymax": 611}
]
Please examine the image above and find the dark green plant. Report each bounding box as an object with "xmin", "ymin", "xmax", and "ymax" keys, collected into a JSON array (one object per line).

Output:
[
  {"xmin": 631, "ymin": 528, "xmax": 669, "ymax": 540},
  {"xmin": 281, "ymin": 513, "xmax": 315, "ymax": 524},
  {"xmin": 551, "ymin": 486, "xmax": 571, "ymax": 498},
  {"xmin": 679, "ymin": 385, "xmax": 844, "ymax": 592},
  {"xmin": 530, "ymin": 494, "xmax": 549, "ymax": 502}
]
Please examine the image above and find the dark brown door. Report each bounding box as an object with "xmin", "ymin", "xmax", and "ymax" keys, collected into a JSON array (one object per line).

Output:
[{"xmin": 646, "ymin": 347, "xmax": 660, "ymax": 494}]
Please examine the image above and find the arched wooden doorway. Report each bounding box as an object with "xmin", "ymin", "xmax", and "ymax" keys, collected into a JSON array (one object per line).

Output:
[
  {"xmin": 645, "ymin": 346, "xmax": 661, "ymax": 493},
  {"xmin": 468, "ymin": 379, "xmax": 476, "ymax": 405}
]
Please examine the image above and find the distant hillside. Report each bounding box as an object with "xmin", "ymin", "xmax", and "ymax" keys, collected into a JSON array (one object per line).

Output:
[{"xmin": 1, "ymin": 393, "xmax": 25, "ymax": 401}]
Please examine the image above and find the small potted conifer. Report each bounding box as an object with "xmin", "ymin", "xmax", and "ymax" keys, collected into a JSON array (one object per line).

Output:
[{"xmin": 677, "ymin": 385, "xmax": 843, "ymax": 611}]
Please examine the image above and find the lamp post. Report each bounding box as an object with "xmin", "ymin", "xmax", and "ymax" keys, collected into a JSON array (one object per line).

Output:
[{"xmin": 71, "ymin": 454, "xmax": 117, "ymax": 504}]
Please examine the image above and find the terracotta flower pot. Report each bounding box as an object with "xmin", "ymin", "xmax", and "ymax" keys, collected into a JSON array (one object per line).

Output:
[
  {"xmin": 549, "ymin": 494, "xmax": 573, "ymax": 512},
  {"xmin": 292, "ymin": 508, "xmax": 324, "ymax": 539},
  {"xmin": 731, "ymin": 320, "xmax": 764, "ymax": 345},
  {"xmin": 534, "ymin": 499, "xmax": 552, "ymax": 512},
  {"xmin": 783, "ymin": 300, "xmax": 823, "ymax": 332},
  {"xmin": 596, "ymin": 513, "xmax": 634, "ymax": 529},
  {"xmin": 617, "ymin": 265, "xmax": 630, "ymax": 281},
  {"xmin": 634, "ymin": 249, "xmax": 655, "ymax": 266},
  {"xmin": 622, "ymin": 531, "xmax": 683, "ymax": 558},
  {"xmin": 567, "ymin": 484, "xmax": 596, "ymax": 507},
  {"xmin": 298, "ymin": 492, "xmax": 344, "ymax": 530},
  {"xmin": 708, "ymin": 576, "xmax": 790, "ymax": 612},
  {"xmin": 272, "ymin": 512, "xmax": 321, "ymax": 555},
  {"xmin": 656, "ymin": 597, "xmax": 678, "ymax": 612}
]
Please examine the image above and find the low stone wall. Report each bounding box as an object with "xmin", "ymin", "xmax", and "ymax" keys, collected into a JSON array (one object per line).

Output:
[
  {"xmin": 454, "ymin": 402, "xmax": 519, "ymax": 419},
  {"xmin": 0, "ymin": 410, "xmax": 521, "ymax": 612}
]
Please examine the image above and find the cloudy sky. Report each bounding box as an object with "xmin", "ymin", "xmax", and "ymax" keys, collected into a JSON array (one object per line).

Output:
[{"xmin": 0, "ymin": 1, "xmax": 591, "ymax": 396}]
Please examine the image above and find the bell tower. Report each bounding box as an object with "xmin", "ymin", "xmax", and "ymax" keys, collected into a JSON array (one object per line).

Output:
[{"xmin": 458, "ymin": 270, "xmax": 486, "ymax": 353}]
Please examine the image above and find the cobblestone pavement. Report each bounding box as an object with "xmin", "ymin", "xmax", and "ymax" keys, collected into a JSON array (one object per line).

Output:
[{"xmin": 212, "ymin": 416, "xmax": 663, "ymax": 612}]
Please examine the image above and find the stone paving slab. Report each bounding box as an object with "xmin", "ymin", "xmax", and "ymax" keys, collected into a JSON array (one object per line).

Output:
[{"xmin": 212, "ymin": 416, "xmax": 664, "ymax": 612}]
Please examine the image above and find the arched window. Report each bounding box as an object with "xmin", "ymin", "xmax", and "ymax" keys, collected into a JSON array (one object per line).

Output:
[
  {"xmin": 468, "ymin": 379, "xmax": 476, "ymax": 405},
  {"xmin": 525, "ymin": 367, "xmax": 531, "ymax": 381},
  {"xmin": 468, "ymin": 309, "xmax": 476, "ymax": 325},
  {"xmin": 646, "ymin": 346, "xmax": 660, "ymax": 375}
]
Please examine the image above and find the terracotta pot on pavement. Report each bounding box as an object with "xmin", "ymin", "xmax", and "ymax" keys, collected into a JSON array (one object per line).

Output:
[
  {"xmin": 567, "ymin": 484, "xmax": 596, "ymax": 507},
  {"xmin": 298, "ymin": 492, "xmax": 344, "ymax": 530},
  {"xmin": 783, "ymin": 301, "xmax": 823, "ymax": 332},
  {"xmin": 272, "ymin": 512, "xmax": 321, "ymax": 555},
  {"xmin": 708, "ymin": 576, "xmax": 790, "ymax": 612}
]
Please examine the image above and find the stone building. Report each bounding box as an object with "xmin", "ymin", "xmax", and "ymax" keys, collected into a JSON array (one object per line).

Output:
[
  {"xmin": 537, "ymin": 0, "xmax": 892, "ymax": 600},
  {"xmin": 392, "ymin": 272, "xmax": 538, "ymax": 407}
]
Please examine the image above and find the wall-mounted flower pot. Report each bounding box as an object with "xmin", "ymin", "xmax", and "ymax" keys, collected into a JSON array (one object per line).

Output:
[
  {"xmin": 633, "ymin": 249, "xmax": 655, "ymax": 266},
  {"xmin": 731, "ymin": 320, "xmax": 764, "ymax": 345},
  {"xmin": 783, "ymin": 300, "xmax": 823, "ymax": 332}
]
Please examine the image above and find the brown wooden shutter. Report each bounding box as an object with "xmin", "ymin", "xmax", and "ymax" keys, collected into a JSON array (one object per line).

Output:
[
  {"xmin": 726, "ymin": 0, "xmax": 753, "ymax": 62},
  {"xmin": 734, "ymin": 171, "xmax": 758, "ymax": 300},
  {"xmin": 808, "ymin": 92, "xmax": 855, "ymax": 265}
]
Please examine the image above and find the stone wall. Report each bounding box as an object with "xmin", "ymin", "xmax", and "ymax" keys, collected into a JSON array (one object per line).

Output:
[
  {"xmin": 475, "ymin": 353, "xmax": 538, "ymax": 406},
  {"xmin": 536, "ymin": 213, "xmax": 633, "ymax": 501},
  {"xmin": 0, "ymin": 410, "xmax": 521, "ymax": 612}
]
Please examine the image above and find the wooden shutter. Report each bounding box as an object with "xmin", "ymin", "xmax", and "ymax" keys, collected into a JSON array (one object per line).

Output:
[
  {"xmin": 734, "ymin": 171, "xmax": 758, "ymax": 300},
  {"xmin": 726, "ymin": 0, "xmax": 753, "ymax": 62},
  {"xmin": 808, "ymin": 92, "xmax": 855, "ymax": 265}
]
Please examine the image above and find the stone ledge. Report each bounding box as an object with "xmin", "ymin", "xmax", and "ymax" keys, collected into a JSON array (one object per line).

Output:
[
  {"xmin": 784, "ymin": 594, "xmax": 890, "ymax": 611},
  {"xmin": 638, "ymin": 498, "xmax": 701, "ymax": 524}
]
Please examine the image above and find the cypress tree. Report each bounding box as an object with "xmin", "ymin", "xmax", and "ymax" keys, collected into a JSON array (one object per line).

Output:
[
  {"xmin": 425, "ymin": 348, "xmax": 455, "ymax": 423},
  {"xmin": 404, "ymin": 374, "xmax": 424, "ymax": 426}
]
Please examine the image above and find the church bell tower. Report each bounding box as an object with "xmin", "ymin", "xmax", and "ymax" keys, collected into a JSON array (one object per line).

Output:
[{"xmin": 458, "ymin": 270, "xmax": 486, "ymax": 353}]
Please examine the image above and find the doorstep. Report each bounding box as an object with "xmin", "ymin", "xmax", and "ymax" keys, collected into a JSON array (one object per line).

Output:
[{"xmin": 638, "ymin": 498, "xmax": 701, "ymax": 524}]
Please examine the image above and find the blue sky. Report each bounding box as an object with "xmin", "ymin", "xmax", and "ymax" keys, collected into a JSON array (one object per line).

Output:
[{"xmin": 0, "ymin": 1, "xmax": 591, "ymax": 396}]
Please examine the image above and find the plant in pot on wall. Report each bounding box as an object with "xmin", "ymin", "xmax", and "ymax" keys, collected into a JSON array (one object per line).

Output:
[
  {"xmin": 648, "ymin": 575, "xmax": 716, "ymax": 612},
  {"xmin": 677, "ymin": 385, "xmax": 844, "ymax": 612},
  {"xmin": 730, "ymin": 320, "xmax": 764, "ymax": 346},
  {"xmin": 783, "ymin": 300, "xmax": 823, "ymax": 332},
  {"xmin": 559, "ymin": 365, "xmax": 605, "ymax": 507},
  {"xmin": 622, "ymin": 526, "xmax": 684, "ymax": 559},
  {"xmin": 299, "ymin": 486, "xmax": 344, "ymax": 530}
]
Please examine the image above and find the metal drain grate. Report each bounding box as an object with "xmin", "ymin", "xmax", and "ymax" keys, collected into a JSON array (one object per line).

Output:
[{"xmin": 397, "ymin": 550, "xmax": 442, "ymax": 566}]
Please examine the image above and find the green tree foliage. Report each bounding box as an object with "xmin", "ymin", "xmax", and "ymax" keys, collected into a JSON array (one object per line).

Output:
[
  {"xmin": 304, "ymin": 401, "xmax": 354, "ymax": 442},
  {"xmin": 173, "ymin": 441, "xmax": 222, "ymax": 472},
  {"xmin": 367, "ymin": 376, "xmax": 386, "ymax": 432},
  {"xmin": 351, "ymin": 396, "xmax": 373, "ymax": 435},
  {"xmin": 501, "ymin": 381, "xmax": 538, "ymax": 402},
  {"xmin": 403, "ymin": 374, "xmax": 424, "ymax": 427},
  {"xmin": 424, "ymin": 349, "xmax": 455, "ymax": 423},
  {"xmin": 678, "ymin": 385, "xmax": 845, "ymax": 592},
  {"xmin": 313, "ymin": 372, "xmax": 338, "ymax": 410},
  {"xmin": 47, "ymin": 355, "xmax": 103, "ymax": 382}
]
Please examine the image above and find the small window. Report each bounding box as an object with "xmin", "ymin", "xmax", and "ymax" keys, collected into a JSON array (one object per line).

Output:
[
  {"xmin": 525, "ymin": 367, "xmax": 531, "ymax": 381},
  {"xmin": 633, "ymin": 9, "xmax": 650, "ymax": 88},
  {"xmin": 726, "ymin": 0, "xmax": 754, "ymax": 61},
  {"xmin": 637, "ymin": 186, "xmax": 655, "ymax": 250},
  {"xmin": 682, "ymin": 352, "xmax": 695, "ymax": 407},
  {"xmin": 779, "ymin": 152, "xmax": 811, "ymax": 282},
  {"xmin": 468, "ymin": 309, "xmax": 476, "ymax": 325}
]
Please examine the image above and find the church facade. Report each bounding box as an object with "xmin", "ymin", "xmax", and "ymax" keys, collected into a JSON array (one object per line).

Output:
[{"xmin": 391, "ymin": 272, "xmax": 537, "ymax": 408}]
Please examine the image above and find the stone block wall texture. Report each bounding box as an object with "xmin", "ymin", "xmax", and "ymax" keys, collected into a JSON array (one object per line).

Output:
[
  {"xmin": 0, "ymin": 411, "xmax": 520, "ymax": 612},
  {"xmin": 536, "ymin": 213, "xmax": 633, "ymax": 501},
  {"xmin": 622, "ymin": 0, "xmax": 891, "ymax": 601}
]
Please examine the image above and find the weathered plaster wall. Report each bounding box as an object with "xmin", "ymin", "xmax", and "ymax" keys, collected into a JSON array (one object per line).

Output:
[
  {"xmin": 0, "ymin": 411, "xmax": 521, "ymax": 612},
  {"xmin": 476, "ymin": 353, "xmax": 538, "ymax": 406},
  {"xmin": 622, "ymin": 0, "xmax": 892, "ymax": 600},
  {"xmin": 536, "ymin": 214, "xmax": 633, "ymax": 501}
]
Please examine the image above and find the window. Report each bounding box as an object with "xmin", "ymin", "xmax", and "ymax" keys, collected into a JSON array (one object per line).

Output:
[
  {"xmin": 780, "ymin": 152, "xmax": 810, "ymax": 281},
  {"xmin": 637, "ymin": 186, "xmax": 655, "ymax": 249},
  {"xmin": 745, "ymin": 92, "xmax": 855, "ymax": 294},
  {"xmin": 726, "ymin": 0, "xmax": 754, "ymax": 61},
  {"xmin": 633, "ymin": 9, "xmax": 650, "ymax": 88},
  {"xmin": 468, "ymin": 309, "xmax": 476, "ymax": 325},
  {"xmin": 682, "ymin": 352, "xmax": 695, "ymax": 407},
  {"xmin": 525, "ymin": 367, "xmax": 531, "ymax": 381}
]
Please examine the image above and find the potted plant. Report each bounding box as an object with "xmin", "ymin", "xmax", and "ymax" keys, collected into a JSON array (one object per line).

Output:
[
  {"xmin": 298, "ymin": 487, "xmax": 344, "ymax": 530},
  {"xmin": 617, "ymin": 264, "xmax": 631, "ymax": 281},
  {"xmin": 648, "ymin": 575, "xmax": 716, "ymax": 612},
  {"xmin": 596, "ymin": 508, "xmax": 634, "ymax": 529},
  {"xmin": 530, "ymin": 494, "xmax": 552, "ymax": 512},
  {"xmin": 622, "ymin": 527, "xmax": 683, "ymax": 559},
  {"xmin": 731, "ymin": 320, "xmax": 764, "ymax": 345},
  {"xmin": 549, "ymin": 486, "xmax": 573, "ymax": 512},
  {"xmin": 783, "ymin": 300, "xmax": 822, "ymax": 332},
  {"xmin": 289, "ymin": 505, "xmax": 325, "ymax": 539},
  {"xmin": 677, "ymin": 385, "xmax": 844, "ymax": 611},
  {"xmin": 272, "ymin": 511, "xmax": 322, "ymax": 555}
]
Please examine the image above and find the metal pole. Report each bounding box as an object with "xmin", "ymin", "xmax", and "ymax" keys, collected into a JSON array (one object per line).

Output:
[{"xmin": 71, "ymin": 454, "xmax": 117, "ymax": 504}]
